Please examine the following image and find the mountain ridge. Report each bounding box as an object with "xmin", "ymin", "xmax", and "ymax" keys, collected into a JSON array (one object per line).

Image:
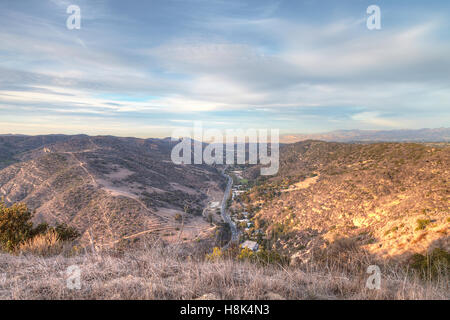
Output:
[{"xmin": 0, "ymin": 135, "xmax": 226, "ymax": 247}]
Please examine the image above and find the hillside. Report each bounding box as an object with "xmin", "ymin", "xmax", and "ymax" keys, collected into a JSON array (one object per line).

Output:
[
  {"xmin": 239, "ymin": 141, "xmax": 449, "ymax": 262},
  {"xmin": 0, "ymin": 135, "xmax": 226, "ymax": 246},
  {"xmin": 0, "ymin": 134, "xmax": 70, "ymax": 169}
]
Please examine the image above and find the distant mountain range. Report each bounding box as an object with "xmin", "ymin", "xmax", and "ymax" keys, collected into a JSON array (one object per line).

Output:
[{"xmin": 280, "ymin": 128, "xmax": 450, "ymax": 143}]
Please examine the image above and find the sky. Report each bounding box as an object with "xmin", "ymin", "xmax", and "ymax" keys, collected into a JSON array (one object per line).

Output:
[{"xmin": 0, "ymin": 0, "xmax": 449, "ymax": 138}]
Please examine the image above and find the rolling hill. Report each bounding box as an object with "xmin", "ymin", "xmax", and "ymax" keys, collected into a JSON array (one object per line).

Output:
[{"xmin": 0, "ymin": 135, "xmax": 226, "ymax": 247}]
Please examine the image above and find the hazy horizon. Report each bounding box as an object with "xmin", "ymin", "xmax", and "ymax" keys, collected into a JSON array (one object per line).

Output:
[{"xmin": 0, "ymin": 127, "xmax": 448, "ymax": 141}]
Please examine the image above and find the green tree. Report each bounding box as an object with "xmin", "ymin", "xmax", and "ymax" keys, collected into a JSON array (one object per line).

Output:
[
  {"xmin": 0, "ymin": 201, "xmax": 34, "ymax": 252},
  {"xmin": 0, "ymin": 201, "xmax": 79, "ymax": 253},
  {"xmin": 53, "ymin": 223, "xmax": 79, "ymax": 241}
]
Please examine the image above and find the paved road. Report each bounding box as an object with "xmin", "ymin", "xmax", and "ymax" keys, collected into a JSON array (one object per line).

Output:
[{"xmin": 220, "ymin": 169, "xmax": 239, "ymax": 244}]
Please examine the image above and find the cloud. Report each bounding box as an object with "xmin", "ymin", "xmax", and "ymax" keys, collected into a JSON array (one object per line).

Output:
[
  {"xmin": 351, "ymin": 112, "xmax": 402, "ymax": 128},
  {"xmin": 0, "ymin": 0, "xmax": 449, "ymax": 135}
]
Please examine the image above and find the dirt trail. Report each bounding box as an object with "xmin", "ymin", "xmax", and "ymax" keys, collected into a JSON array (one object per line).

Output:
[
  {"xmin": 105, "ymin": 187, "xmax": 171, "ymax": 222},
  {"xmin": 64, "ymin": 150, "xmax": 171, "ymax": 222},
  {"xmin": 67, "ymin": 152, "xmax": 98, "ymax": 188},
  {"xmin": 0, "ymin": 186, "xmax": 12, "ymax": 203},
  {"xmin": 100, "ymin": 224, "xmax": 211, "ymax": 248}
]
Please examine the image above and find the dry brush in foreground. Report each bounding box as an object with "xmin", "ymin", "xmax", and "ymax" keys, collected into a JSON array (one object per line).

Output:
[{"xmin": 0, "ymin": 241, "xmax": 448, "ymax": 300}]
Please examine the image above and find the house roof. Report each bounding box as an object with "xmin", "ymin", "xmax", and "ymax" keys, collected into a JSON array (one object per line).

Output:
[{"xmin": 241, "ymin": 240, "xmax": 259, "ymax": 251}]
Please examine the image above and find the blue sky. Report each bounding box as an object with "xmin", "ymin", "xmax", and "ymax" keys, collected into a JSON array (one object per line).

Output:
[{"xmin": 0, "ymin": 0, "xmax": 449, "ymax": 137}]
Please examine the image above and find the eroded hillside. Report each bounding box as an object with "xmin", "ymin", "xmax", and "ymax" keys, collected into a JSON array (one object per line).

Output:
[
  {"xmin": 0, "ymin": 135, "xmax": 226, "ymax": 246},
  {"xmin": 239, "ymin": 141, "xmax": 449, "ymax": 262}
]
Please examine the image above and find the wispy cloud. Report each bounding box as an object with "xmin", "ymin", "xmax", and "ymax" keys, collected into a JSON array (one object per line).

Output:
[{"xmin": 0, "ymin": 0, "xmax": 449, "ymax": 136}]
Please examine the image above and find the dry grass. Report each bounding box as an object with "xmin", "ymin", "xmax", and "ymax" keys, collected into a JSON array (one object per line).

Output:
[
  {"xmin": 0, "ymin": 241, "xmax": 448, "ymax": 300},
  {"xmin": 17, "ymin": 230, "xmax": 74, "ymax": 257}
]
